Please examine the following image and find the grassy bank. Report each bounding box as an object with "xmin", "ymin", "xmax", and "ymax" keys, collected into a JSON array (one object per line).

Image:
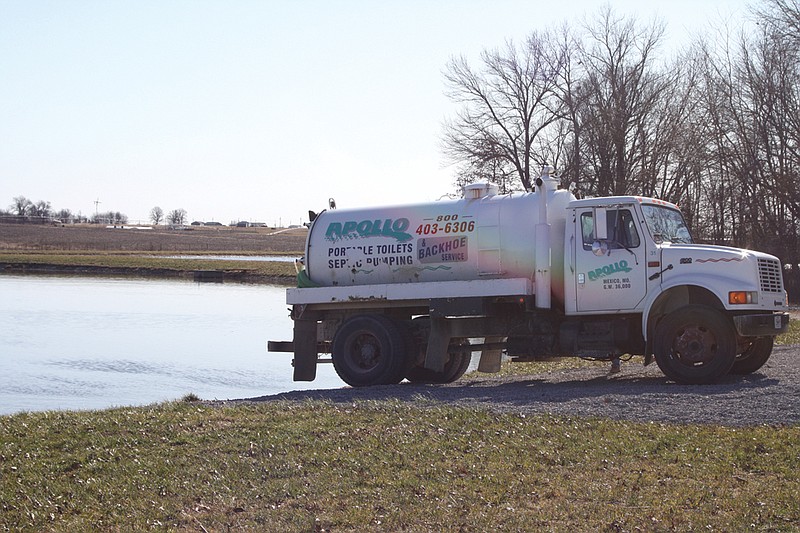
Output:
[
  {"xmin": 0, "ymin": 252, "xmax": 297, "ymax": 281},
  {"xmin": 0, "ymin": 223, "xmax": 307, "ymax": 253},
  {"xmin": 1, "ymin": 400, "xmax": 798, "ymax": 532}
]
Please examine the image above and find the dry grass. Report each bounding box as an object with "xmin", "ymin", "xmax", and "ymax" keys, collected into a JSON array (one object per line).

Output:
[
  {"xmin": 1, "ymin": 400, "xmax": 798, "ymax": 532},
  {"xmin": 0, "ymin": 223, "xmax": 307, "ymax": 253},
  {"xmin": 0, "ymin": 223, "xmax": 306, "ymax": 282}
]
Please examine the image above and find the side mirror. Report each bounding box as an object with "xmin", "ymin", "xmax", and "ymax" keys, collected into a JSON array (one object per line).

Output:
[
  {"xmin": 591, "ymin": 207, "xmax": 608, "ymax": 255},
  {"xmin": 594, "ymin": 207, "xmax": 608, "ymax": 240}
]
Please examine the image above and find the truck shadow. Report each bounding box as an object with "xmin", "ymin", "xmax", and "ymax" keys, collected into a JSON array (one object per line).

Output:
[{"xmin": 244, "ymin": 368, "xmax": 781, "ymax": 425}]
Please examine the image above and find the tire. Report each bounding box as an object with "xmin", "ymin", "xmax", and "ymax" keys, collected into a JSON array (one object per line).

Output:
[
  {"xmin": 406, "ymin": 339, "xmax": 472, "ymax": 384},
  {"xmin": 731, "ymin": 336, "xmax": 773, "ymax": 375},
  {"xmin": 331, "ymin": 315, "xmax": 410, "ymax": 387},
  {"xmin": 653, "ymin": 305, "xmax": 736, "ymax": 384}
]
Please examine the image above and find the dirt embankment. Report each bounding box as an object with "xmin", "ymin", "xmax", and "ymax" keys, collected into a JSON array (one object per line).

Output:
[{"xmin": 0, "ymin": 223, "xmax": 307, "ymax": 253}]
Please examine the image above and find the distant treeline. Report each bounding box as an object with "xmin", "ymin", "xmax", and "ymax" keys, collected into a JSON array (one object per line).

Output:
[{"xmin": 2, "ymin": 195, "xmax": 127, "ymax": 225}]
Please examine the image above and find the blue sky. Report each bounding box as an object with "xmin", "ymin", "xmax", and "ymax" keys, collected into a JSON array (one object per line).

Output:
[{"xmin": 1, "ymin": 0, "xmax": 750, "ymax": 226}]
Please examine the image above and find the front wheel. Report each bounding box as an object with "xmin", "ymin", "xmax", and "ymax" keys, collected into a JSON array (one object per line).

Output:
[
  {"xmin": 332, "ymin": 315, "xmax": 411, "ymax": 387},
  {"xmin": 731, "ymin": 336, "xmax": 773, "ymax": 375},
  {"xmin": 654, "ymin": 305, "xmax": 736, "ymax": 384}
]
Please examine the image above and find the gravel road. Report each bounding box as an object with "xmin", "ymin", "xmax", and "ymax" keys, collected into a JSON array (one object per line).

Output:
[{"xmin": 244, "ymin": 344, "xmax": 800, "ymax": 427}]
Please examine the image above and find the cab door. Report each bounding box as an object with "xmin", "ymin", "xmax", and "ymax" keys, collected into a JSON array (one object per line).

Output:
[{"xmin": 574, "ymin": 207, "xmax": 647, "ymax": 312}]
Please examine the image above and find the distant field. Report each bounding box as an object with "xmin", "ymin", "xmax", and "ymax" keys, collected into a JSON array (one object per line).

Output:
[{"xmin": 0, "ymin": 223, "xmax": 307, "ymax": 253}]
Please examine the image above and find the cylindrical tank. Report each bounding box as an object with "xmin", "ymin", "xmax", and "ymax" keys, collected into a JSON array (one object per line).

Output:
[{"xmin": 303, "ymin": 183, "xmax": 576, "ymax": 305}]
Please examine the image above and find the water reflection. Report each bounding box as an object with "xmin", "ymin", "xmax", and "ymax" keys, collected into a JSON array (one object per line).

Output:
[{"xmin": 0, "ymin": 275, "xmax": 344, "ymax": 415}]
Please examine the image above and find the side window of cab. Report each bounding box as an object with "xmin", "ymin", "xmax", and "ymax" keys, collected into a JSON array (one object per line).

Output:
[{"xmin": 581, "ymin": 209, "xmax": 641, "ymax": 250}]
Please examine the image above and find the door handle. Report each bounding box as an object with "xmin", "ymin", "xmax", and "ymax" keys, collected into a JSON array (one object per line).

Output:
[{"xmin": 569, "ymin": 235, "xmax": 575, "ymax": 274}]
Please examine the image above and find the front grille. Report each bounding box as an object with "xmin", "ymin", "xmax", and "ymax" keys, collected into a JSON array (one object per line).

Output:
[{"xmin": 758, "ymin": 258, "xmax": 784, "ymax": 293}]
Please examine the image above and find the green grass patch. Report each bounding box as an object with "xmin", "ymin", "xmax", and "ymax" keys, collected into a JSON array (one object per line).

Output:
[
  {"xmin": 1, "ymin": 401, "xmax": 798, "ymax": 531},
  {"xmin": 777, "ymin": 314, "xmax": 800, "ymax": 345}
]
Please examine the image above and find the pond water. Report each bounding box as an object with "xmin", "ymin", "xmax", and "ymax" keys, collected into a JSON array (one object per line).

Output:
[{"xmin": 0, "ymin": 275, "xmax": 344, "ymax": 415}]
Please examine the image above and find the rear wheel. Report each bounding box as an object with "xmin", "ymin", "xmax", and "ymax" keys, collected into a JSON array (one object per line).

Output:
[
  {"xmin": 332, "ymin": 315, "xmax": 410, "ymax": 387},
  {"xmin": 654, "ymin": 305, "xmax": 736, "ymax": 384},
  {"xmin": 731, "ymin": 336, "xmax": 773, "ymax": 374}
]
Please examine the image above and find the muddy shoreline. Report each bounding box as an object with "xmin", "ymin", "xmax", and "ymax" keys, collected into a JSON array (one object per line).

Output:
[{"xmin": 0, "ymin": 261, "xmax": 295, "ymax": 285}]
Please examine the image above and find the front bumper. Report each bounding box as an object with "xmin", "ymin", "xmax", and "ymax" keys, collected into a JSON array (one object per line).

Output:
[{"xmin": 733, "ymin": 312, "xmax": 790, "ymax": 337}]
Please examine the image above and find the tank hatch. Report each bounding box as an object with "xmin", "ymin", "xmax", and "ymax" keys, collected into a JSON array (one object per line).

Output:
[{"xmin": 462, "ymin": 182, "xmax": 499, "ymax": 200}]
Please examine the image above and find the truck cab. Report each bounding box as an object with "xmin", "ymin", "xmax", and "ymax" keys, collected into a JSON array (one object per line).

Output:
[{"xmin": 565, "ymin": 196, "xmax": 790, "ymax": 383}]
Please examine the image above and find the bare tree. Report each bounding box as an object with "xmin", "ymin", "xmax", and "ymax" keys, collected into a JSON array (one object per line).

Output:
[
  {"xmin": 693, "ymin": 8, "xmax": 800, "ymax": 249},
  {"xmin": 755, "ymin": 0, "xmax": 800, "ymax": 42},
  {"xmin": 442, "ymin": 29, "xmax": 569, "ymax": 191},
  {"xmin": 569, "ymin": 7, "xmax": 672, "ymax": 197},
  {"xmin": 29, "ymin": 200, "xmax": 52, "ymax": 218},
  {"xmin": 150, "ymin": 206, "xmax": 164, "ymax": 226},
  {"xmin": 91, "ymin": 211, "xmax": 127, "ymax": 224},
  {"xmin": 55, "ymin": 209, "xmax": 73, "ymax": 223},
  {"xmin": 451, "ymin": 148, "xmax": 518, "ymax": 194},
  {"xmin": 10, "ymin": 196, "xmax": 32, "ymax": 216},
  {"xmin": 534, "ymin": 24, "xmax": 584, "ymax": 185},
  {"xmin": 168, "ymin": 208, "xmax": 187, "ymax": 226},
  {"xmin": 442, "ymin": 9, "xmax": 687, "ymax": 200}
]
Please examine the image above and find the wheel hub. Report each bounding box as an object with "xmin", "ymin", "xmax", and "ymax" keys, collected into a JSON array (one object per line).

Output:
[
  {"xmin": 353, "ymin": 335, "xmax": 379, "ymax": 370},
  {"xmin": 674, "ymin": 326, "xmax": 716, "ymax": 364}
]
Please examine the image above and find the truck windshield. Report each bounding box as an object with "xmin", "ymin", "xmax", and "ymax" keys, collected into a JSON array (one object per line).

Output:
[{"xmin": 641, "ymin": 204, "xmax": 693, "ymax": 244}]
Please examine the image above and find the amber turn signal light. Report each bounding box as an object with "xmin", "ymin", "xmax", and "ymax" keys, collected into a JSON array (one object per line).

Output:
[{"xmin": 728, "ymin": 291, "xmax": 754, "ymax": 305}]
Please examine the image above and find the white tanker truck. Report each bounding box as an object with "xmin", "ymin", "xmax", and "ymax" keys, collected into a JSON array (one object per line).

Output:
[{"xmin": 269, "ymin": 167, "xmax": 790, "ymax": 386}]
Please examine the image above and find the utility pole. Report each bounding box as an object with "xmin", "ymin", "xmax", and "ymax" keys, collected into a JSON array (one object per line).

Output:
[{"xmin": 94, "ymin": 198, "xmax": 101, "ymax": 222}]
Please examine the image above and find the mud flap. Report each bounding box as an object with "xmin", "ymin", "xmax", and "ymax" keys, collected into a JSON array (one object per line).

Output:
[
  {"xmin": 424, "ymin": 317, "xmax": 450, "ymax": 373},
  {"xmin": 478, "ymin": 336, "xmax": 504, "ymax": 372},
  {"xmin": 293, "ymin": 319, "xmax": 318, "ymax": 381},
  {"xmin": 644, "ymin": 337, "xmax": 654, "ymax": 366}
]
